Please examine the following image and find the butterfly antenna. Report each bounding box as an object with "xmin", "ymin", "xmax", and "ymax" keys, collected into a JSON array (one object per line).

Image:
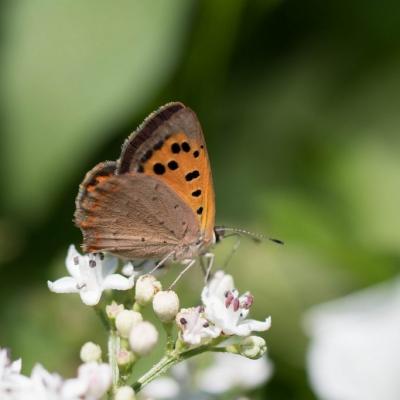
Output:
[{"xmin": 214, "ymin": 226, "xmax": 284, "ymax": 245}]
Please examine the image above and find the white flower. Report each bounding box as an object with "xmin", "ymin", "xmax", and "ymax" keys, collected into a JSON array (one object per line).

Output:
[
  {"xmin": 201, "ymin": 271, "xmax": 271, "ymax": 336},
  {"xmin": 141, "ymin": 354, "xmax": 272, "ymax": 399},
  {"xmin": 141, "ymin": 377, "xmax": 180, "ymax": 399},
  {"xmin": 80, "ymin": 342, "xmax": 102, "ymax": 363},
  {"xmin": 129, "ymin": 321, "xmax": 159, "ymax": 356},
  {"xmin": 175, "ymin": 307, "xmax": 220, "ymax": 346},
  {"xmin": 0, "ymin": 348, "xmax": 30, "ymax": 398},
  {"xmin": 25, "ymin": 364, "xmax": 64, "ymax": 399},
  {"xmin": 48, "ymin": 245, "xmax": 134, "ymax": 306},
  {"xmin": 116, "ymin": 310, "xmax": 143, "ymax": 338},
  {"xmin": 153, "ymin": 291, "xmax": 180, "ymax": 323},
  {"xmin": 135, "ymin": 275, "xmax": 162, "ymax": 306},
  {"xmin": 304, "ymin": 277, "xmax": 400, "ymax": 400},
  {"xmin": 197, "ymin": 353, "xmax": 273, "ymax": 394},
  {"xmin": 61, "ymin": 362, "xmax": 112, "ymax": 400}
]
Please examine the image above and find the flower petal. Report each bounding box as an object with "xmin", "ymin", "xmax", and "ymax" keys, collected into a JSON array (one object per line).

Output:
[
  {"xmin": 47, "ymin": 277, "xmax": 78, "ymax": 293},
  {"xmin": 79, "ymin": 289, "xmax": 102, "ymax": 306},
  {"xmin": 100, "ymin": 254, "xmax": 118, "ymax": 276},
  {"xmin": 61, "ymin": 377, "xmax": 88, "ymax": 398},
  {"xmin": 233, "ymin": 317, "xmax": 272, "ymax": 336},
  {"xmin": 102, "ymin": 274, "xmax": 134, "ymax": 290},
  {"xmin": 65, "ymin": 244, "xmax": 81, "ymax": 278}
]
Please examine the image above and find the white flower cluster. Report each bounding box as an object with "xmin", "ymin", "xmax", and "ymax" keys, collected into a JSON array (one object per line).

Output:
[
  {"xmin": 0, "ymin": 348, "xmax": 111, "ymax": 400},
  {"xmin": 141, "ymin": 353, "xmax": 273, "ymax": 399},
  {"xmin": 42, "ymin": 245, "xmax": 273, "ymax": 398},
  {"xmin": 176, "ymin": 270, "xmax": 271, "ymax": 347}
]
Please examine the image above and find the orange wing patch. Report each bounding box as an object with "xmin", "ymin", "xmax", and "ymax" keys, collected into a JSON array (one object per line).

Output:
[{"xmin": 137, "ymin": 131, "xmax": 215, "ymax": 244}]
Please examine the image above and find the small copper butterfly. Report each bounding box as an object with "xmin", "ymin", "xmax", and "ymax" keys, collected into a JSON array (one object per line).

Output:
[{"xmin": 75, "ymin": 102, "xmax": 282, "ymax": 274}]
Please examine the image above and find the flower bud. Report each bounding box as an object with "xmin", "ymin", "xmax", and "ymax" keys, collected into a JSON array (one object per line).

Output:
[
  {"xmin": 135, "ymin": 275, "xmax": 162, "ymax": 306},
  {"xmin": 116, "ymin": 310, "xmax": 143, "ymax": 338},
  {"xmin": 105, "ymin": 301, "xmax": 124, "ymax": 320},
  {"xmin": 153, "ymin": 290, "xmax": 180, "ymax": 323},
  {"xmin": 236, "ymin": 336, "xmax": 267, "ymax": 359},
  {"xmin": 80, "ymin": 342, "xmax": 102, "ymax": 363},
  {"xmin": 129, "ymin": 321, "xmax": 159, "ymax": 356},
  {"xmin": 122, "ymin": 262, "xmax": 135, "ymax": 277},
  {"xmin": 117, "ymin": 348, "xmax": 136, "ymax": 370},
  {"xmin": 115, "ymin": 386, "xmax": 136, "ymax": 400}
]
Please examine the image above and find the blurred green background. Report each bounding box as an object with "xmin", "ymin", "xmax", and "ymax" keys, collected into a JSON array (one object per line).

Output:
[{"xmin": 1, "ymin": 0, "xmax": 400, "ymax": 398}]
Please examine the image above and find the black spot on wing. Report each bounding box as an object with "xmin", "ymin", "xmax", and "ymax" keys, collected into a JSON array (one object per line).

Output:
[
  {"xmin": 185, "ymin": 170, "xmax": 200, "ymax": 181},
  {"xmin": 182, "ymin": 142, "xmax": 191, "ymax": 152},
  {"xmin": 168, "ymin": 160, "xmax": 179, "ymax": 170},
  {"xmin": 192, "ymin": 189, "xmax": 201, "ymax": 197},
  {"xmin": 171, "ymin": 143, "xmax": 180, "ymax": 153},
  {"xmin": 153, "ymin": 163, "xmax": 166, "ymax": 175}
]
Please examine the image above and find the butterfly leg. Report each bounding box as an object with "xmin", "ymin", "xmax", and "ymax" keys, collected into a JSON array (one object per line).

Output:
[
  {"xmin": 203, "ymin": 252, "xmax": 215, "ymax": 284},
  {"xmin": 169, "ymin": 259, "xmax": 196, "ymax": 289},
  {"xmin": 222, "ymin": 237, "xmax": 241, "ymax": 271},
  {"xmin": 149, "ymin": 251, "xmax": 175, "ymax": 275}
]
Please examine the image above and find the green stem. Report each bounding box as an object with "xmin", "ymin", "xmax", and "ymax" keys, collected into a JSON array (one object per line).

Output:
[
  {"xmin": 132, "ymin": 355, "xmax": 177, "ymax": 392},
  {"xmin": 94, "ymin": 305, "xmax": 110, "ymax": 330},
  {"xmin": 108, "ymin": 330, "xmax": 120, "ymax": 389},
  {"xmin": 164, "ymin": 323, "xmax": 175, "ymax": 353},
  {"xmin": 132, "ymin": 338, "xmax": 228, "ymax": 393}
]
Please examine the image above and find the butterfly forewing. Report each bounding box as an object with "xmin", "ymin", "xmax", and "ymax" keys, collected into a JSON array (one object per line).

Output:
[{"xmin": 118, "ymin": 103, "xmax": 215, "ymax": 245}]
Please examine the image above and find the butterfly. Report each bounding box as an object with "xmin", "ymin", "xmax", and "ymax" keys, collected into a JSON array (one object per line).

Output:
[
  {"xmin": 75, "ymin": 102, "xmax": 221, "ymax": 275},
  {"xmin": 75, "ymin": 102, "xmax": 283, "ymax": 280}
]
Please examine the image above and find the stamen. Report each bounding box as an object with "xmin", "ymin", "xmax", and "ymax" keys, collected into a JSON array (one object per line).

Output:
[
  {"xmin": 180, "ymin": 317, "xmax": 187, "ymax": 325},
  {"xmin": 225, "ymin": 291, "xmax": 234, "ymax": 308},
  {"xmin": 233, "ymin": 297, "xmax": 240, "ymax": 312},
  {"xmin": 242, "ymin": 294, "xmax": 254, "ymax": 309},
  {"xmin": 89, "ymin": 259, "xmax": 96, "ymax": 268},
  {"xmin": 76, "ymin": 283, "xmax": 86, "ymax": 290},
  {"xmin": 203, "ymin": 322, "xmax": 209, "ymax": 328}
]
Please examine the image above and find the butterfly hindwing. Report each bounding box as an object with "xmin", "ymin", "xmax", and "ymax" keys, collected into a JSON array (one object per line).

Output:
[{"xmin": 75, "ymin": 173, "xmax": 200, "ymax": 259}]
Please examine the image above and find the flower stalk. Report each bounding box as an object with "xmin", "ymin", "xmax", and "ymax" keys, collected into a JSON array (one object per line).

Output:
[{"xmin": 108, "ymin": 329, "xmax": 120, "ymax": 389}]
